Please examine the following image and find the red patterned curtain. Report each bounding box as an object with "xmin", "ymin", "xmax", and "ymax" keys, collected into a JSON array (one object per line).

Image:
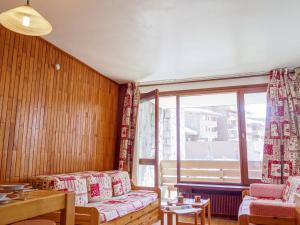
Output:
[
  {"xmin": 262, "ymin": 68, "xmax": 300, "ymax": 184},
  {"xmin": 118, "ymin": 83, "xmax": 140, "ymax": 175}
]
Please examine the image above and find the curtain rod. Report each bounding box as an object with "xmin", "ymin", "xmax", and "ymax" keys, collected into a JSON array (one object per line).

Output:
[
  {"xmin": 139, "ymin": 72, "xmax": 268, "ymax": 87},
  {"xmin": 139, "ymin": 68, "xmax": 298, "ymax": 87}
]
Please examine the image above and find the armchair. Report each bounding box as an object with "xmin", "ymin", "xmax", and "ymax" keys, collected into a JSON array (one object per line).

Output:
[{"xmin": 238, "ymin": 183, "xmax": 297, "ymax": 225}]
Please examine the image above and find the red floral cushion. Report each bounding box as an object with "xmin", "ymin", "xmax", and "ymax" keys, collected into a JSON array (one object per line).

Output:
[
  {"xmin": 86, "ymin": 173, "xmax": 112, "ymax": 202},
  {"xmin": 32, "ymin": 174, "xmax": 88, "ymax": 206}
]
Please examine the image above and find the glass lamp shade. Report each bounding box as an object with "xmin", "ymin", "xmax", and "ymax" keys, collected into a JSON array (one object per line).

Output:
[{"xmin": 0, "ymin": 5, "xmax": 52, "ymax": 36}]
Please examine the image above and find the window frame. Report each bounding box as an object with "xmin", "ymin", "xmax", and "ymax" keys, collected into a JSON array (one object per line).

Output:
[{"xmin": 158, "ymin": 84, "xmax": 267, "ymax": 186}]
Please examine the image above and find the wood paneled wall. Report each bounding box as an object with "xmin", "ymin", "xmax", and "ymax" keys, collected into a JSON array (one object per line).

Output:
[{"xmin": 0, "ymin": 26, "xmax": 119, "ymax": 183}]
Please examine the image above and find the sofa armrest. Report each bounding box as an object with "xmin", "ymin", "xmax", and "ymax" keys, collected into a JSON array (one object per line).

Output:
[
  {"xmin": 242, "ymin": 190, "xmax": 250, "ymax": 198},
  {"xmin": 75, "ymin": 206, "xmax": 100, "ymax": 225},
  {"xmin": 250, "ymin": 183, "xmax": 286, "ymax": 199}
]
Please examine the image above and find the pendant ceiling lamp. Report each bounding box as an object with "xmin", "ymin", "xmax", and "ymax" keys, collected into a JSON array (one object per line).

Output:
[{"xmin": 0, "ymin": 0, "xmax": 52, "ymax": 36}]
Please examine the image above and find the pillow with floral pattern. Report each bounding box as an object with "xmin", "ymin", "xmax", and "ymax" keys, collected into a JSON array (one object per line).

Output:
[
  {"xmin": 86, "ymin": 173, "xmax": 112, "ymax": 202},
  {"xmin": 104, "ymin": 170, "xmax": 131, "ymax": 196}
]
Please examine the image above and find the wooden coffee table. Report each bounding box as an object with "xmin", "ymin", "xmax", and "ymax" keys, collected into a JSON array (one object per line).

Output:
[
  {"xmin": 161, "ymin": 207, "xmax": 203, "ymax": 225},
  {"xmin": 167, "ymin": 198, "xmax": 211, "ymax": 225}
]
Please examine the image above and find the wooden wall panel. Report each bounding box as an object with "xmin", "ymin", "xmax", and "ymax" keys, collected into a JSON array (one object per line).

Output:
[{"xmin": 0, "ymin": 26, "xmax": 119, "ymax": 183}]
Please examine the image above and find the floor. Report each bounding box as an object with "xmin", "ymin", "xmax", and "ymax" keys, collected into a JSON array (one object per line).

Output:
[{"xmin": 153, "ymin": 216, "xmax": 237, "ymax": 225}]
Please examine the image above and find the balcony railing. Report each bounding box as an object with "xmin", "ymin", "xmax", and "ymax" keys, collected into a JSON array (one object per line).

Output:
[{"xmin": 160, "ymin": 160, "xmax": 261, "ymax": 193}]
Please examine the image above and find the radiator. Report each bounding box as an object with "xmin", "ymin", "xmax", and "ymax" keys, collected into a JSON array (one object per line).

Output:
[{"xmin": 183, "ymin": 191, "xmax": 242, "ymax": 217}]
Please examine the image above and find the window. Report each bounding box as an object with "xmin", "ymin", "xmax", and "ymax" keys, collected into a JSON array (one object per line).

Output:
[
  {"xmin": 180, "ymin": 93, "xmax": 241, "ymax": 183},
  {"xmin": 136, "ymin": 85, "xmax": 267, "ymax": 189},
  {"xmin": 165, "ymin": 86, "xmax": 266, "ymax": 186}
]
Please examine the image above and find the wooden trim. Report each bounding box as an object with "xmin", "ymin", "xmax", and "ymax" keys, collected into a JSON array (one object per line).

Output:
[
  {"xmin": 158, "ymin": 84, "xmax": 267, "ymax": 97},
  {"xmin": 140, "ymin": 90, "xmax": 158, "ymax": 101},
  {"xmin": 178, "ymin": 180, "xmax": 243, "ymax": 186},
  {"xmin": 175, "ymin": 183, "xmax": 249, "ymax": 192},
  {"xmin": 139, "ymin": 158, "xmax": 156, "ymax": 165},
  {"xmin": 243, "ymin": 86, "xmax": 268, "ymax": 93},
  {"xmin": 242, "ymin": 190, "xmax": 250, "ymax": 198},
  {"xmin": 237, "ymin": 90, "xmax": 248, "ymax": 185},
  {"xmin": 176, "ymin": 96, "xmax": 181, "ymax": 184},
  {"xmin": 139, "ymin": 73, "xmax": 268, "ymax": 87},
  {"xmin": 248, "ymin": 178, "xmax": 262, "ymax": 184},
  {"xmin": 154, "ymin": 92, "xmax": 159, "ymax": 187}
]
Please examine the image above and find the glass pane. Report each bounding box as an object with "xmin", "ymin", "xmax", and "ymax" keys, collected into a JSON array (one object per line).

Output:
[
  {"xmin": 158, "ymin": 96, "xmax": 177, "ymax": 199},
  {"xmin": 245, "ymin": 92, "xmax": 267, "ymax": 180},
  {"xmin": 180, "ymin": 93, "xmax": 241, "ymax": 183},
  {"xmin": 137, "ymin": 100, "xmax": 155, "ymax": 159},
  {"xmin": 137, "ymin": 165, "xmax": 154, "ymax": 187},
  {"xmin": 159, "ymin": 96, "xmax": 177, "ymax": 161}
]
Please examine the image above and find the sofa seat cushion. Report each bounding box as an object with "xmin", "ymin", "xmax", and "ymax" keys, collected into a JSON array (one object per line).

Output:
[
  {"xmin": 238, "ymin": 196, "xmax": 296, "ymax": 218},
  {"xmin": 239, "ymin": 196, "xmax": 283, "ymax": 216},
  {"xmin": 250, "ymin": 200, "xmax": 296, "ymax": 218},
  {"xmin": 85, "ymin": 190, "xmax": 158, "ymax": 223}
]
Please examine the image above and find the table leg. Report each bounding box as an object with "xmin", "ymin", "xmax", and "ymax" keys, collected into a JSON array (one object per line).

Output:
[
  {"xmin": 176, "ymin": 214, "xmax": 179, "ymax": 225},
  {"xmin": 167, "ymin": 212, "xmax": 173, "ymax": 225},
  {"xmin": 200, "ymin": 208, "xmax": 205, "ymax": 225},
  {"xmin": 194, "ymin": 213, "xmax": 198, "ymax": 225},
  {"xmin": 60, "ymin": 192, "xmax": 75, "ymax": 225},
  {"xmin": 207, "ymin": 201, "xmax": 212, "ymax": 225}
]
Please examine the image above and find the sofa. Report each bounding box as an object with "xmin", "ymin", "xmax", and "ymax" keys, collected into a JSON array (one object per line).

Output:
[
  {"xmin": 238, "ymin": 176, "xmax": 300, "ymax": 225},
  {"xmin": 31, "ymin": 170, "xmax": 161, "ymax": 225}
]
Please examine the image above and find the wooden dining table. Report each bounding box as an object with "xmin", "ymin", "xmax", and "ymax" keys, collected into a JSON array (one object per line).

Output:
[{"xmin": 0, "ymin": 190, "xmax": 75, "ymax": 225}]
